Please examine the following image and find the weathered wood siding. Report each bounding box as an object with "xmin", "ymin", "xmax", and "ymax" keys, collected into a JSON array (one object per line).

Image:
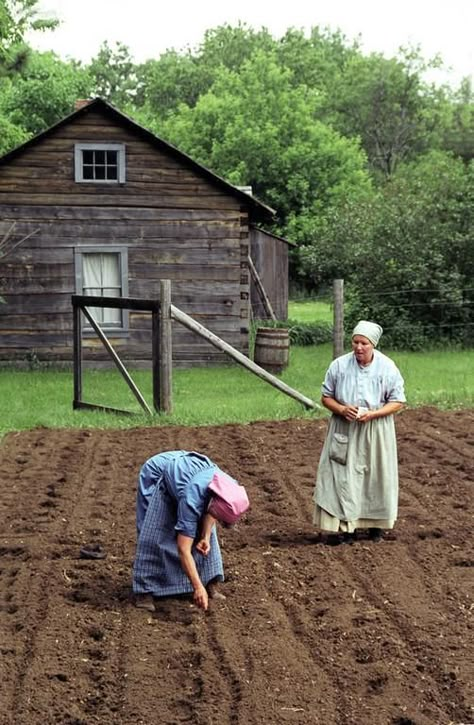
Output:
[
  {"xmin": 250, "ymin": 228, "xmax": 288, "ymax": 321},
  {"xmin": 0, "ymin": 109, "xmax": 252, "ymax": 366}
]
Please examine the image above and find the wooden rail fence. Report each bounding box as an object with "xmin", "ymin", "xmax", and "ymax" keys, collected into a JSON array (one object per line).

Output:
[{"xmin": 72, "ymin": 279, "xmax": 317, "ymax": 416}]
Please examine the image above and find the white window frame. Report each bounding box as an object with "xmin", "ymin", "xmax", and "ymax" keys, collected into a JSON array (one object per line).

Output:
[
  {"xmin": 74, "ymin": 246, "xmax": 129, "ymax": 333},
  {"xmin": 74, "ymin": 143, "xmax": 126, "ymax": 184}
]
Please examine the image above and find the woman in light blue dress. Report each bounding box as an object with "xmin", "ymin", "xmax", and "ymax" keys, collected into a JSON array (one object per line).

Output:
[{"xmin": 313, "ymin": 321, "xmax": 406, "ymax": 543}]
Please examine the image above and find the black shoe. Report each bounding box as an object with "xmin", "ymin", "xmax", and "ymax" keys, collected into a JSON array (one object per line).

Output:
[
  {"xmin": 325, "ymin": 533, "xmax": 343, "ymax": 546},
  {"xmin": 368, "ymin": 528, "xmax": 383, "ymax": 542},
  {"xmin": 342, "ymin": 532, "xmax": 355, "ymax": 544}
]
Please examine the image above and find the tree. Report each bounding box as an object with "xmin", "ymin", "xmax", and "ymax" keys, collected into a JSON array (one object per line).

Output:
[
  {"xmin": 0, "ymin": 104, "xmax": 28, "ymax": 153},
  {"xmin": 326, "ymin": 48, "xmax": 450, "ymax": 177},
  {"xmin": 342, "ymin": 151, "xmax": 474, "ymax": 347},
  {"xmin": 442, "ymin": 77, "xmax": 474, "ymax": 162},
  {"xmin": 1, "ymin": 49, "xmax": 92, "ymax": 135},
  {"xmin": 0, "ymin": 0, "xmax": 58, "ymax": 71},
  {"xmin": 135, "ymin": 50, "xmax": 203, "ymax": 116},
  {"xmin": 276, "ymin": 26, "xmax": 361, "ymax": 96},
  {"xmin": 150, "ymin": 49, "xmax": 371, "ymax": 226},
  {"xmin": 135, "ymin": 23, "xmax": 276, "ymax": 119},
  {"xmin": 87, "ymin": 41, "xmax": 137, "ymax": 107}
]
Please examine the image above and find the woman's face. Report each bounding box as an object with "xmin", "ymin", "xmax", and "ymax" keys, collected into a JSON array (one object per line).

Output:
[{"xmin": 352, "ymin": 335, "xmax": 374, "ymax": 366}]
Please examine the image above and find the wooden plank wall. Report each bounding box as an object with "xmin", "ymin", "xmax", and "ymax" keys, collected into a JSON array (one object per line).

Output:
[
  {"xmin": 0, "ymin": 110, "xmax": 251, "ymax": 366},
  {"xmin": 250, "ymin": 228, "xmax": 288, "ymax": 321}
]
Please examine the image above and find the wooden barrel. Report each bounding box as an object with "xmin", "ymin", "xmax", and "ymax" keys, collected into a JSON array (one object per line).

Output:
[{"xmin": 254, "ymin": 327, "xmax": 290, "ymax": 374}]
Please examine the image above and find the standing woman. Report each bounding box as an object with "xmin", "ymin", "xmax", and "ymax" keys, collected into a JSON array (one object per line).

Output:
[
  {"xmin": 313, "ymin": 321, "xmax": 406, "ymax": 543},
  {"xmin": 133, "ymin": 450, "xmax": 249, "ymax": 612}
]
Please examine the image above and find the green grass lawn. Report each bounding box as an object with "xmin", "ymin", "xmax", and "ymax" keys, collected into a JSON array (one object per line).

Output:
[
  {"xmin": 0, "ymin": 296, "xmax": 471, "ymax": 435},
  {"xmin": 1, "ymin": 343, "xmax": 473, "ymax": 436},
  {"xmin": 288, "ymin": 299, "xmax": 333, "ymax": 323}
]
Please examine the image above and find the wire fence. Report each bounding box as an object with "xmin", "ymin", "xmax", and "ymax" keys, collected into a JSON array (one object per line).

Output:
[{"xmin": 288, "ymin": 286, "xmax": 474, "ymax": 343}]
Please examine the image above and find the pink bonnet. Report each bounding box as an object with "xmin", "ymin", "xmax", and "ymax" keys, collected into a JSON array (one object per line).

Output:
[{"xmin": 207, "ymin": 471, "xmax": 250, "ymax": 525}]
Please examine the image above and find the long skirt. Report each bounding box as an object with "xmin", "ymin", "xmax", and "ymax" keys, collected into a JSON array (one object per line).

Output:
[
  {"xmin": 313, "ymin": 414, "xmax": 399, "ymax": 532},
  {"xmin": 132, "ymin": 476, "xmax": 224, "ymax": 598}
]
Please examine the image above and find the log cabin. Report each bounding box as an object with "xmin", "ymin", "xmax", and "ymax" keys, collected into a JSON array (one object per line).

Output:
[{"xmin": 0, "ymin": 98, "xmax": 289, "ymax": 368}]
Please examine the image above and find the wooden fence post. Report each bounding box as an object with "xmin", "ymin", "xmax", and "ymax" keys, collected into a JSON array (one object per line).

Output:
[
  {"xmin": 333, "ymin": 279, "xmax": 344, "ymax": 359},
  {"xmin": 159, "ymin": 280, "xmax": 172, "ymax": 414},
  {"xmin": 72, "ymin": 300, "xmax": 82, "ymax": 408}
]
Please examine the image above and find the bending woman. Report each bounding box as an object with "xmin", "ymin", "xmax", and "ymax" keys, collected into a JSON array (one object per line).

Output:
[
  {"xmin": 132, "ymin": 450, "xmax": 249, "ymax": 611},
  {"xmin": 313, "ymin": 320, "xmax": 406, "ymax": 543}
]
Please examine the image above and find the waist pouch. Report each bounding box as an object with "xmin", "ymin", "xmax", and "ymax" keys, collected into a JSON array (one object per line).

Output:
[{"xmin": 328, "ymin": 418, "xmax": 350, "ymax": 465}]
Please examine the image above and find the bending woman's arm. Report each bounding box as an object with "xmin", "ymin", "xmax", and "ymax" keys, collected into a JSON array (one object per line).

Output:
[
  {"xmin": 176, "ymin": 534, "xmax": 209, "ymax": 611},
  {"xmin": 195, "ymin": 513, "xmax": 217, "ymax": 556}
]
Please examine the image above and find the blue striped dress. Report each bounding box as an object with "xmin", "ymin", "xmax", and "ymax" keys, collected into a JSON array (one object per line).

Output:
[{"xmin": 132, "ymin": 451, "xmax": 224, "ymax": 596}]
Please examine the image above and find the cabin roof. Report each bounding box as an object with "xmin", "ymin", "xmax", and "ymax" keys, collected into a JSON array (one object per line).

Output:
[
  {"xmin": 250, "ymin": 225, "xmax": 297, "ymax": 247},
  {"xmin": 0, "ymin": 97, "xmax": 275, "ymax": 222}
]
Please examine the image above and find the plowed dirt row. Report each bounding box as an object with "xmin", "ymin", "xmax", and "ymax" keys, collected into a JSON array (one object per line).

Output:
[{"xmin": 0, "ymin": 408, "xmax": 472, "ymax": 725}]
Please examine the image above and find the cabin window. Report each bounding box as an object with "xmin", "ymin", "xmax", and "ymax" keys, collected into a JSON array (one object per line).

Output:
[
  {"xmin": 74, "ymin": 143, "xmax": 126, "ymax": 183},
  {"xmin": 75, "ymin": 248, "xmax": 129, "ymax": 332}
]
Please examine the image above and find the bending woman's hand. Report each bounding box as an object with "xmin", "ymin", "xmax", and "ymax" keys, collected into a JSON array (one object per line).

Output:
[
  {"xmin": 193, "ymin": 584, "xmax": 209, "ymax": 611},
  {"xmin": 177, "ymin": 533, "xmax": 209, "ymax": 611},
  {"xmin": 195, "ymin": 537, "xmax": 211, "ymax": 556},
  {"xmin": 195, "ymin": 512, "xmax": 217, "ymax": 557}
]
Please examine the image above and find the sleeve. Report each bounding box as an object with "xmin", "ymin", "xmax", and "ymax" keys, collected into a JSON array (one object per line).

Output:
[
  {"xmin": 174, "ymin": 483, "xmax": 208, "ymax": 538},
  {"xmin": 385, "ymin": 364, "xmax": 406, "ymax": 403},
  {"xmin": 321, "ymin": 360, "xmax": 338, "ymax": 398}
]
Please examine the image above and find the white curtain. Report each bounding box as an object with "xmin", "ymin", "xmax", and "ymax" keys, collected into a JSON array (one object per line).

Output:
[{"xmin": 83, "ymin": 253, "xmax": 121, "ymax": 325}]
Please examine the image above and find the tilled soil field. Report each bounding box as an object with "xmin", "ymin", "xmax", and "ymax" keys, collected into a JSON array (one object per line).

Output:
[{"xmin": 0, "ymin": 407, "xmax": 473, "ymax": 725}]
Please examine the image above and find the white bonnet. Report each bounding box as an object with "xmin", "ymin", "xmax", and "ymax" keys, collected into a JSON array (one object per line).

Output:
[{"xmin": 352, "ymin": 320, "xmax": 383, "ymax": 347}]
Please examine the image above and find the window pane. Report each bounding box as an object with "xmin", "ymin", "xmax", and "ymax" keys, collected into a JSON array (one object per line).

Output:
[
  {"xmin": 83, "ymin": 165, "xmax": 94, "ymax": 179},
  {"xmin": 95, "ymin": 166, "xmax": 106, "ymax": 180},
  {"xmin": 94, "ymin": 150, "xmax": 105, "ymax": 164},
  {"xmin": 82, "ymin": 150, "xmax": 93, "ymax": 164},
  {"xmin": 86, "ymin": 306, "xmax": 103, "ymax": 324},
  {"xmin": 103, "ymin": 308, "xmax": 122, "ymax": 325},
  {"xmin": 83, "ymin": 253, "xmax": 120, "ymax": 291},
  {"xmin": 106, "ymin": 165, "xmax": 118, "ymax": 180},
  {"xmin": 105, "ymin": 150, "xmax": 118, "ymax": 164},
  {"xmin": 81, "ymin": 252, "xmax": 124, "ymax": 328}
]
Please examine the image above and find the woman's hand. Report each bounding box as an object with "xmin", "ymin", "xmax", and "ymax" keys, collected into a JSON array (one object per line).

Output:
[
  {"xmin": 322, "ymin": 396, "xmax": 358, "ymax": 421},
  {"xmin": 193, "ymin": 584, "xmax": 209, "ymax": 611},
  {"xmin": 195, "ymin": 537, "xmax": 211, "ymax": 556},
  {"xmin": 340, "ymin": 404, "xmax": 359, "ymax": 421},
  {"xmin": 177, "ymin": 533, "xmax": 209, "ymax": 610},
  {"xmin": 196, "ymin": 512, "xmax": 216, "ymax": 557}
]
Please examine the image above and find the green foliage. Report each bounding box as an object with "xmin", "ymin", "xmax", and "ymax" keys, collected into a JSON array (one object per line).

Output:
[
  {"xmin": 153, "ymin": 48, "xmax": 371, "ymax": 233},
  {"xmin": 442, "ymin": 77, "xmax": 474, "ymax": 162},
  {"xmin": 341, "ymin": 152, "xmax": 474, "ymax": 348},
  {"xmin": 255, "ymin": 318, "xmax": 333, "ymax": 346},
  {"xmin": 0, "ymin": 49, "xmax": 92, "ymax": 134},
  {"xmin": 0, "ymin": 98, "xmax": 28, "ymax": 152},
  {"xmin": 87, "ymin": 41, "xmax": 137, "ymax": 108},
  {"xmin": 325, "ymin": 48, "xmax": 450, "ymax": 176},
  {"xmin": 0, "ymin": 0, "xmax": 58, "ymax": 70},
  {"xmin": 135, "ymin": 50, "xmax": 204, "ymax": 118},
  {"xmin": 135, "ymin": 23, "xmax": 276, "ymax": 119}
]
